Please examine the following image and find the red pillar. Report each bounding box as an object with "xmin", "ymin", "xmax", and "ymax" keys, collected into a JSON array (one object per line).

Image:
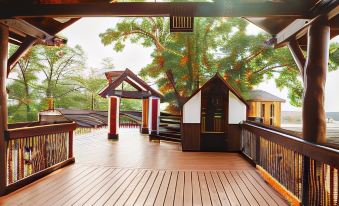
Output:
[
  {"xmin": 149, "ymin": 97, "xmax": 160, "ymax": 140},
  {"xmin": 141, "ymin": 98, "xmax": 149, "ymax": 134},
  {"xmin": 108, "ymin": 96, "xmax": 119, "ymax": 139}
]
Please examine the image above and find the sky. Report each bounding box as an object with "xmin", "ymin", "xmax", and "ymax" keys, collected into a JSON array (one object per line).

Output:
[{"xmin": 61, "ymin": 17, "xmax": 339, "ymax": 112}]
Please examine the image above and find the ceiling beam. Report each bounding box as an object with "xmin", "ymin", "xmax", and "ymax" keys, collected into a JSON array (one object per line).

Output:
[
  {"xmin": 7, "ymin": 36, "xmax": 37, "ymax": 77},
  {"xmin": 0, "ymin": 2, "xmax": 305, "ymax": 18},
  {"xmin": 275, "ymin": 5, "xmax": 338, "ymax": 47}
]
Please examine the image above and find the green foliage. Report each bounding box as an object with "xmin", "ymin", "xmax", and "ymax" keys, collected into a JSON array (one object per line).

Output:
[
  {"xmin": 7, "ymin": 44, "xmax": 108, "ymax": 123},
  {"xmin": 100, "ymin": 17, "xmax": 339, "ymax": 110}
]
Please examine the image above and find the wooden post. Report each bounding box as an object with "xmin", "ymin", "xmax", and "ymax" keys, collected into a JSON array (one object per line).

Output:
[
  {"xmin": 0, "ymin": 23, "xmax": 8, "ymax": 195},
  {"xmin": 302, "ymin": 17, "xmax": 329, "ymax": 144},
  {"xmin": 141, "ymin": 98, "xmax": 149, "ymax": 134},
  {"xmin": 149, "ymin": 97, "xmax": 160, "ymax": 141},
  {"xmin": 108, "ymin": 96, "xmax": 119, "ymax": 140},
  {"xmin": 301, "ymin": 17, "xmax": 330, "ymax": 206},
  {"xmin": 68, "ymin": 131, "xmax": 73, "ymax": 159}
]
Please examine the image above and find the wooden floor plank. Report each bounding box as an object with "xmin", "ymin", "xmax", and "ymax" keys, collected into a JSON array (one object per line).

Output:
[
  {"xmin": 124, "ymin": 170, "xmax": 152, "ymax": 205},
  {"xmin": 236, "ymin": 171, "xmax": 269, "ymax": 206},
  {"xmin": 223, "ymin": 171, "xmax": 250, "ymax": 206},
  {"xmin": 42, "ymin": 167, "xmax": 107, "ymax": 205},
  {"xmin": 183, "ymin": 171, "xmax": 193, "ymax": 206},
  {"xmin": 217, "ymin": 171, "xmax": 240, "ymax": 206},
  {"xmin": 164, "ymin": 171, "xmax": 178, "ymax": 206},
  {"xmin": 192, "ymin": 171, "xmax": 202, "ymax": 206},
  {"xmin": 63, "ymin": 168, "xmax": 116, "ymax": 205},
  {"xmin": 104, "ymin": 169, "xmax": 141, "ymax": 205},
  {"xmin": 241, "ymin": 171, "xmax": 279, "ymax": 206},
  {"xmin": 154, "ymin": 171, "xmax": 171, "ymax": 205},
  {"xmin": 134, "ymin": 170, "xmax": 159, "ymax": 206},
  {"xmin": 52, "ymin": 167, "xmax": 111, "ymax": 206},
  {"xmin": 0, "ymin": 165, "xmax": 86, "ymax": 206},
  {"xmin": 83, "ymin": 169, "xmax": 128, "ymax": 205},
  {"xmin": 93, "ymin": 169, "xmax": 134, "ymax": 206},
  {"xmin": 230, "ymin": 171, "xmax": 259, "ymax": 206},
  {"xmin": 72, "ymin": 168, "xmax": 122, "ymax": 206},
  {"xmin": 144, "ymin": 170, "xmax": 165, "ymax": 206},
  {"xmin": 211, "ymin": 171, "xmax": 230, "ymax": 206},
  {"xmin": 114, "ymin": 170, "xmax": 147, "ymax": 206},
  {"xmin": 246, "ymin": 170, "xmax": 289, "ymax": 206},
  {"xmin": 205, "ymin": 171, "xmax": 222, "ymax": 206},
  {"xmin": 198, "ymin": 171, "xmax": 212, "ymax": 206},
  {"xmin": 25, "ymin": 166, "xmax": 98, "ymax": 206},
  {"xmin": 174, "ymin": 171, "xmax": 185, "ymax": 206}
]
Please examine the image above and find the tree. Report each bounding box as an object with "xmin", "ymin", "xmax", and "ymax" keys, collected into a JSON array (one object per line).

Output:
[
  {"xmin": 7, "ymin": 44, "xmax": 89, "ymax": 122},
  {"xmin": 71, "ymin": 68, "xmax": 108, "ymax": 110},
  {"xmin": 100, "ymin": 17, "xmax": 339, "ymax": 110},
  {"xmin": 34, "ymin": 44, "xmax": 86, "ymax": 101},
  {"xmin": 7, "ymin": 45, "xmax": 39, "ymax": 121}
]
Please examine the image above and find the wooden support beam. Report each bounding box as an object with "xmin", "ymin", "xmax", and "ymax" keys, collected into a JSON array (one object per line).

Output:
[
  {"xmin": 302, "ymin": 16, "xmax": 329, "ymax": 144},
  {"xmin": 276, "ymin": 5, "xmax": 338, "ymax": 47},
  {"xmin": 7, "ymin": 36, "xmax": 37, "ymax": 76},
  {"xmin": 288, "ymin": 38, "xmax": 306, "ymax": 78},
  {"xmin": 141, "ymin": 98, "xmax": 149, "ymax": 134},
  {"xmin": 0, "ymin": 23, "xmax": 8, "ymax": 195},
  {"xmin": 0, "ymin": 2, "xmax": 305, "ymax": 18}
]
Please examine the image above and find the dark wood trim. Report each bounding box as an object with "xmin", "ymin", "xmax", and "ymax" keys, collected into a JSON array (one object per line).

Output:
[
  {"xmin": 5, "ymin": 122, "xmax": 77, "ymax": 140},
  {"xmin": 3, "ymin": 158, "xmax": 75, "ymax": 196},
  {"xmin": 7, "ymin": 36, "xmax": 37, "ymax": 77},
  {"xmin": 242, "ymin": 122, "xmax": 339, "ymax": 167},
  {"xmin": 288, "ymin": 38, "xmax": 305, "ymax": 77},
  {"xmin": 184, "ymin": 73, "xmax": 249, "ymax": 107},
  {"xmin": 8, "ymin": 121, "xmax": 40, "ymax": 129},
  {"xmin": 0, "ymin": 2, "xmax": 305, "ymax": 18},
  {"xmin": 0, "ymin": 22, "xmax": 9, "ymax": 196},
  {"xmin": 100, "ymin": 69, "xmax": 162, "ymax": 99},
  {"xmin": 68, "ymin": 131, "xmax": 73, "ymax": 158}
]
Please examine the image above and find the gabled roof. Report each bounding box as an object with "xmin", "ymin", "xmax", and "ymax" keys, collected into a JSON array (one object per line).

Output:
[
  {"xmin": 185, "ymin": 73, "xmax": 249, "ymax": 107},
  {"xmin": 246, "ymin": 90, "xmax": 286, "ymax": 102},
  {"xmin": 99, "ymin": 68, "xmax": 163, "ymax": 99}
]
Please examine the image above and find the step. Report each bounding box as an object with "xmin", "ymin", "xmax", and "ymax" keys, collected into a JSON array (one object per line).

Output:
[{"xmin": 157, "ymin": 135, "xmax": 181, "ymax": 142}]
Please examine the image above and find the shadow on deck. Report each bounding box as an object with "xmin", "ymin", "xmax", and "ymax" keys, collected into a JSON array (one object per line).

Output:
[{"xmin": 0, "ymin": 128, "xmax": 288, "ymax": 206}]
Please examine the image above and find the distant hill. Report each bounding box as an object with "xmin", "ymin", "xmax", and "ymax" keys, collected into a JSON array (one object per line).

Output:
[{"xmin": 282, "ymin": 111, "xmax": 339, "ymax": 123}]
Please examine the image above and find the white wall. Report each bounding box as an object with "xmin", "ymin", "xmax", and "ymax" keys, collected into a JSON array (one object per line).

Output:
[
  {"xmin": 183, "ymin": 91, "xmax": 201, "ymax": 123},
  {"xmin": 229, "ymin": 91, "xmax": 247, "ymax": 124}
]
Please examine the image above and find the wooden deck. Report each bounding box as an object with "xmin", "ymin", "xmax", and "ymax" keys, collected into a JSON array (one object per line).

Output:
[{"xmin": 0, "ymin": 128, "xmax": 289, "ymax": 205}]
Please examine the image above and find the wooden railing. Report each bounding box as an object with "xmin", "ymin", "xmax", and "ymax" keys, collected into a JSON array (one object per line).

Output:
[
  {"xmin": 3, "ymin": 122, "xmax": 76, "ymax": 194},
  {"xmin": 241, "ymin": 121, "xmax": 339, "ymax": 206}
]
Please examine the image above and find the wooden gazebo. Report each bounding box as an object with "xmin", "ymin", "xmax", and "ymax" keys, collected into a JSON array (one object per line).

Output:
[
  {"xmin": 99, "ymin": 68, "xmax": 162, "ymax": 139},
  {"xmin": 0, "ymin": 1, "xmax": 338, "ymax": 205}
]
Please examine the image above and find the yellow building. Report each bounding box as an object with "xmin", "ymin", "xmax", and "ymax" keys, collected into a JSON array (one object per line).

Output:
[{"xmin": 247, "ymin": 90, "xmax": 285, "ymax": 127}]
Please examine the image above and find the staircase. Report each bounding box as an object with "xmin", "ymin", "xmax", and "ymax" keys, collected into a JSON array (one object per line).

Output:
[{"xmin": 157, "ymin": 112, "xmax": 181, "ymax": 142}]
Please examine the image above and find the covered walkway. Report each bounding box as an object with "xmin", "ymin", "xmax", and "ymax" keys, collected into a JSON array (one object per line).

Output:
[{"xmin": 0, "ymin": 129, "xmax": 288, "ymax": 206}]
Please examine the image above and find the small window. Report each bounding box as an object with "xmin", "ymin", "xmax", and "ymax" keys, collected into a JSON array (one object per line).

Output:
[
  {"xmin": 270, "ymin": 104, "xmax": 275, "ymax": 125},
  {"xmin": 261, "ymin": 104, "xmax": 265, "ymax": 118}
]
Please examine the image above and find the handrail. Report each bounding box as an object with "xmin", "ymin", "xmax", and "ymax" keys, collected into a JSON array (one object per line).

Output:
[
  {"xmin": 242, "ymin": 121, "xmax": 339, "ymax": 167},
  {"xmin": 241, "ymin": 121, "xmax": 339, "ymax": 206},
  {"xmin": 5, "ymin": 122, "xmax": 77, "ymax": 140},
  {"xmin": 3, "ymin": 121, "xmax": 76, "ymax": 195}
]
